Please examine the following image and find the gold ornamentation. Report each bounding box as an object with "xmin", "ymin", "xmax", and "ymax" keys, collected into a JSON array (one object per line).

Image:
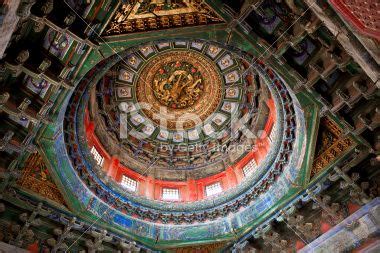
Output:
[
  {"xmin": 227, "ymin": 73, "xmax": 236, "ymax": 82},
  {"xmin": 311, "ymin": 118, "xmax": 354, "ymax": 178},
  {"xmin": 129, "ymin": 56, "xmax": 136, "ymax": 65},
  {"xmin": 226, "ymin": 87, "xmax": 237, "ymax": 97},
  {"xmin": 136, "ymin": 50, "xmax": 222, "ymax": 130},
  {"xmin": 104, "ymin": 0, "xmax": 223, "ymax": 35},
  {"xmin": 152, "ymin": 62, "xmax": 203, "ymax": 109},
  {"xmin": 209, "ymin": 46, "xmax": 219, "ymax": 54},
  {"xmin": 18, "ymin": 153, "xmax": 66, "ymax": 205},
  {"xmin": 221, "ymin": 58, "xmax": 230, "ymax": 67},
  {"xmin": 140, "ymin": 46, "xmax": 150, "ymax": 53},
  {"xmin": 324, "ymin": 117, "xmax": 343, "ymax": 136},
  {"xmin": 120, "ymin": 70, "xmax": 131, "ymax": 81}
]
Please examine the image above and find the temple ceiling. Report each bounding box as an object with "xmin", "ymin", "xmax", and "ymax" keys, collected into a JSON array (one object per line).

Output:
[
  {"xmin": 88, "ymin": 40, "xmax": 271, "ymax": 179},
  {"xmin": 17, "ymin": 152, "xmax": 67, "ymax": 207},
  {"xmin": 103, "ymin": 0, "xmax": 225, "ymax": 36},
  {"xmin": 40, "ymin": 37, "xmax": 315, "ymax": 249},
  {"xmin": 1, "ymin": 0, "xmax": 378, "ymax": 252},
  {"xmin": 10, "ymin": 13, "xmax": 362, "ymax": 253}
]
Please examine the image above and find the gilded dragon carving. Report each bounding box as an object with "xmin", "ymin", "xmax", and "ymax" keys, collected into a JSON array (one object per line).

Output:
[
  {"xmin": 152, "ymin": 62, "xmax": 203, "ymax": 109},
  {"xmin": 136, "ymin": 50, "xmax": 222, "ymax": 130}
]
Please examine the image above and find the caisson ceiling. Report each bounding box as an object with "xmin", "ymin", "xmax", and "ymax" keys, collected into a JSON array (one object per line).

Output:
[
  {"xmin": 88, "ymin": 40, "xmax": 272, "ymax": 180},
  {"xmin": 63, "ymin": 38, "xmax": 306, "ymax": 228},
  {"xmin": 0, "ymin": 0, "xmax": 379, "ymax": 252}
]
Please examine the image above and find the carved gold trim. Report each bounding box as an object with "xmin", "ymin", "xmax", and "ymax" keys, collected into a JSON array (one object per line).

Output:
[
  {"xmin": 18, "ymin": 153, "xmax": 66, "ymax": 205},
  {"xmin": 311, "ymin": 117, "xmax": 354, "ymax": 178},
  {"xmin": 104, "ymin": 1, "xmax": 224, "ymax": 35}
]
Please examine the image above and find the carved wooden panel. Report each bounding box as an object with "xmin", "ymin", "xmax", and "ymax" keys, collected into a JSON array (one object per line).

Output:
[
  {"xmin": 18, "ymin": 153, "xmax": 66, "ymax": 206},
  {"xmin": 103, "ymin": 0, "xmax": 224, "ymax": 36},
  {"xmin": 311, "ymin": 117, "xmax": 354, "ymax": 178}
]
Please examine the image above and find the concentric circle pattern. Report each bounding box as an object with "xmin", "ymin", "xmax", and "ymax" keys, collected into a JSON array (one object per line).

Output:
[
  {"xmin": 137, "ymin": 50, "xmax": 221, "ymax": 118},
  {"xmin": 136, "ymin": 50, "xmax": 222, "ymax": 130},
  {"xmin": 63, "ymin": 39, "xmax": 306, "ymax": 242},
  {"xmin": 89, "ymin": 41, "xmax": 268, "ymax": 178}
]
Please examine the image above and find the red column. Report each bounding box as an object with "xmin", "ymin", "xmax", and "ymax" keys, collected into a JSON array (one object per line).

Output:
[
  {"xmin": 197, "ymin": 182, "xmax": 205, "ymax": 200},
  {"xmin": 221, "ymin": 173, "xmax": 229, "ymax": 190},
  {"xmin": 154, "ymin": 183, "xmax": 161, "ymax": 200},
  {"xmin": 187, "ymin": 179, "xmax": 198, "ymax": 201},
  {"xmin": 138, "ymin": 179, "xmax": 146, "ymax": 196},
  {"xmin": 234, "ymin": 166, "xmax": 245, "ymax": 183},
  {"xmin": 225, "ymin": 167, "xmax": 237, "ymax": 188},
  {"xmin": 255, "ymin": 140, "xmax": 265, "ymax": 163},
  {"xmin": 86, "ymin": 121, "xmax": 95, "ymax": 144},
  {"xmin": 107, "ymin": 156, "xmax": 120, "ymax": 179},
  {"xmin": 145, "ymin": 176, "xmax": 155, "ymax": 199}
]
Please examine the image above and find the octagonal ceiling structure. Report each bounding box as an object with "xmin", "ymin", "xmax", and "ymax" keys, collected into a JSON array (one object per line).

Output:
[
  {"xmin": 43, "ymin": 38, "xmax": 309, "ymax": 250},
  {"xmin": 3, "ymin": 0, "xmax": 378, "ymax": 252},
  {"xmin": 86, "ymin": 40, "xmax": 275, "ymax": 184}
]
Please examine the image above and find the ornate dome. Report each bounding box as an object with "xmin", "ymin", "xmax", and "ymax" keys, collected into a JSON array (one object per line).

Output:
[
  {"xmin": 2, "ymin": 1, "xmax": 379, "ymax": 252},
  {"xmin": 62, "ymin": 39, "xmax": 306, "ymax": 243},
  {"xmin": 87, "ymin": 40, "xmax": 272, "ymax": 180}
]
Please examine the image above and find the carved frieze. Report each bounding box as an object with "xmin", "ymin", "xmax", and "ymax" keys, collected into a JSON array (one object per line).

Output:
[
  {"xmin": 103, "ymin": 0, "xmax": 224, "ymax": 35},
  {"xmin": 311, "ymin": 117, "xmax": 354, "ymax": 178},
  {"xmin": 18, "ymin": 153, "xmax": 66, "ymax": 206}
]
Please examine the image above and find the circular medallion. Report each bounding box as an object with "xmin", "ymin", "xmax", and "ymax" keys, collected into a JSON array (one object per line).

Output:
[
  {"xmin": 136, "ymin": 50, "xmax": 222, "ymax": 130},
  {"xmin": 152, "ymin": 61, "xmax": 203, "ymax": 109}
]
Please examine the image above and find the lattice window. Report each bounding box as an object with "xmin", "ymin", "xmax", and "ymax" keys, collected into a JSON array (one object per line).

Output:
[
  {"xmin": 268, "ymin": 125, "xmax": 276, "ymax": 143},
  {"xmin": 162, "ymin": 188, "xmax": 179, "ymax": 200},
  {"xmin": 90, "ymin": 146, "xmax": 104, "ymax": 166},
  {"xmin": 205, "ymin": 182, "xmax": 222, "ymax": 197},
  {"xmin": 243, "ymin": 159, "xmax": 257, "ymax": 176},
  {"xmin": 121, "ymin": 175, "xmax": 138, "ymax": 192}
]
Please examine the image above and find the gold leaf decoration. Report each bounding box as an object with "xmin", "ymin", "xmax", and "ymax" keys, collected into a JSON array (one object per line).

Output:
[
  {"xmin": 104, "ymin": 0, "xmax": 224, "ymax": 35},
  {"xmin": 311, "ymin": 117, "xmax": 354, "ymax": 178},
  {"xmin": 18, "ymin": 153, "xmax": 66, "ymax": 206}
]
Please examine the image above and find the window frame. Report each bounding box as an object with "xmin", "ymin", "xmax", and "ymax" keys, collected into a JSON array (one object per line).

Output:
[
  {"xmin": 120, "ymin": 175, "xmax": 138, "ymax": 192},
  {"xmin": 90, "ymin": 146, "xmax": 104, "ymax": 166},
  {"xmin": 205, "ymin": 182, "xmax": 222, "ymax": 197},
  {"xmin": 162, "ymin": 187, "xmax": 180, "ymax": 201},
  {"xmin": 243, "ymin": 159, "xmax": 257, "ymax": 176}
]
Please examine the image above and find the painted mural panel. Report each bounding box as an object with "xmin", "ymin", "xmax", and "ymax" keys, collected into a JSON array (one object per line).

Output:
[{"xmin": 104, "ymin": 0, "xmax": 224, "ymax": 35}]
